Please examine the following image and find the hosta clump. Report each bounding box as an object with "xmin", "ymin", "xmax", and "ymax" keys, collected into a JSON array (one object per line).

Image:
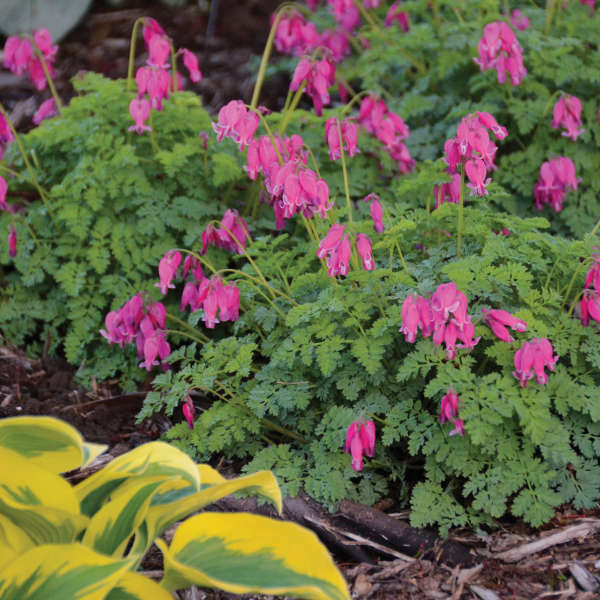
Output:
[
  {"xmin": 0, "ymin": 416, "xmax": 349, "ymax": 599},
  {"xmin": 0, "ymin": 72, "xmax": 249, "ymax": 383}
]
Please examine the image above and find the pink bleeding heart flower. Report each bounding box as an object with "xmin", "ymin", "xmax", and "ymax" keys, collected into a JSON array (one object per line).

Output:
[
  {"xmin": 440, "ymin": 389, "xmax": 465, "ymax": 436},
  {"xmin": 510, "ymin": 9, "xmax": 530, "ymax": 31},
  {"xmin": 356, "ymin": 233, "xmax": 374, "ymax": 271},
  {"xmin": 368, "ymin": 195, "xmax": 385, "ymax": 234},
  {"xmin": 148, "ymin": 35, "xmax": 170, "ymax": 68},
  {"xmin": 143, "ymin": 18, "xmax": 166, "ymax": 47},
  {"xmin": 552, "ymin": 96, "xmax": 584, "ymax": 142},
  {"xmin": 465, "ymin": 158, "xmax": 490, "ymax": 196},
  {"xmin": 400, "ymin": 295, "xmax": 420, "ymax": 343},
  {"xmin": 482, "ymin": 308, "xmax": 527, "ymax": 343},
  {"xmin": 156, "ymin": 250, "xmax": 182, "ymax": 295},
  {"xmin": 181, "ymin": 48, "xmax": 202, "ymax": 82},
  {"xmin": 384, "ymin": 1, "xmax": 410, "ymax": 31},
  {"xmin": 344, "ymin": 419, "xmax": 376, "ymax": 471},
  {"xmin": 513, "ymin": 338, "xmax": 558, "ymax": 387},
  {"xmin": 0, "ymin": 176, "xmax": 7, "ymax": 211},
  {"xmin": 33, "ymin": 98, "xmax": 57, "ymax": 125},
  {"xmin": 317, "ymin": 223, "xmax": 345, "ymax": 259},
  {"xmin": 182, "ymin": 395, "xmax": 195, "ymax": 429},
  {"xmin": 128, "ymin": 98, "xmax": 152, "ymax": 135},
  {"xmin": 8, "ymin": 224, "xmax": 17, "ymax": 257},
  {"xmin": 580, "ymin": 289, "xmax": 600, "ymax": 327}
]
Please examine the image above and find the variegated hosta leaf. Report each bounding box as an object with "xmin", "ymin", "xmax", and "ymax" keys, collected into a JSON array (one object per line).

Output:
[
  {"xmin": 75, "ymin": 441, "xmax": 201, "ymax": 517},
  {"xmin": 135, "ymin": 469, "xmax": 282, "ymax": 556},
  {"xmin": 105, "ymin": 572, "xmax": 173, "ymax": 600},
  {"xmin": 82, "ymin": 476, "xmax": 170, "ymax": 557},
  {"xmin": 158, "ymin": 512, "xmax": 350, "ymax": 600},
  {"xmin": 0, "ymin": 415, "xmax": 94, "ymax": 473},
  {"xmin": 0, "ymin": 543, "xmax": 133, "ymax": 600},
  {"xmin": 0, "ymin": 514, "xmax": 34, "ymax": 569},
  {"xmin": 0, "ymin": 446, "xmax": 88, "ymax": 544},
  {"xmin": 81, "ymin": 441, "xmax": 109, "ymax": 469}
]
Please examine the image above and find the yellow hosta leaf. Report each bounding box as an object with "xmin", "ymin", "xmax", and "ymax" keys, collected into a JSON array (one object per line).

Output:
[
  {"xmin": 82, "ymin": 476, "xmax": 170, "ymax": 557},
  {"xmin": 81, "ymin": 442, "xmax": 109, "ymax": 469},
  {"xmin": 75, "ymin": 441, "xmax": 200, "ymax": 517},
  {"xmin": 0, "ymin": 543, "xmax": 133, "ymax": 600},
  {"xmin": 197, "ymin": 464, "xmax": 226, "ymax": 485},
  {"xmin": 105, "ymin": 572, "xmax": 173, "ymax": 600},
  {"xmin": 158, "ymin": 512, "xmax": 350, "ymax": 600},
  {"xmin": 0, "ymin": 514, "xmax": 34, "ymax": 569},
  {"xmin": 0, "ymin": 415, "xmax": 85, "ymax": 473},
  {"xmin": 142, "ymin": 470, "xmax": 282, "ymax": 552},
  {"xmin": 0, "ymin": 446, "xmax": 88, "ymax": 544}
]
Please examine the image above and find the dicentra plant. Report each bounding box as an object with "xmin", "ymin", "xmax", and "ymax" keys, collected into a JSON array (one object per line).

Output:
[{"xmin": 1, "ymin": 1, "xmax": 599, "ymax": 533}]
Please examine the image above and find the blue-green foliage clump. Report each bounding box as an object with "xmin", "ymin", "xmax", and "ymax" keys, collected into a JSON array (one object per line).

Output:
[{"xmin": 2, "ymin": 0, "xmax": 600, "ymax": 533}]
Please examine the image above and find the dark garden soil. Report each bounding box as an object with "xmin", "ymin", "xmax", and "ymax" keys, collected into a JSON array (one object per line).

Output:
[{"xmin": 0, "ymin": 2, "xmax": 599, "ymax": 599}]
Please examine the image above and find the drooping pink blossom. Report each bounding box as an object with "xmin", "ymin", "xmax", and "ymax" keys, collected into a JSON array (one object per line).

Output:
[
  {"xmin": 128, "ymin": 98, "xmax": 152, "ymax": 134},
  {"xmin": 143, "ymin": 18, "xmax": 166, "ymax": 47},
  {"xmin": 273, "ymin": 10, "xmax": 321, "ymax": 56},
  {"xmin": 534, "ymin": 156, "xmax": 579, "ymax": 213},
  {"xmin": 344, "ymin": 419, "xmax": 376, "ymax": 471},
  {"xmin": 8, "ymin": 224, "xmax": 17, "ymax": 257},
  {"xmin": 290, "ymin": 55, "xmax": 336, "ymax": 116},
  {"xmin": 482, "ymin": 308, "xmax": 527, "ymax": 343},
  {"xmin": 465, "ymin": 158, "xmax": 491, "ymax": 197},
  {"xmin": 156, "ymin": 250, "xmax": 182, "ymax": 295},
  {"xmin": 32, "ymin": 98, "xmax": 57, "ymax": 125},
  {"xmin": 213, "ymin": 99, "xmax": 259, "ymax": 151},
  {"xmin": 510, "ymin": 9, "xmax": 530, "ymax": 31},
  {"xmin": 513, "ymin": 338, "xmax": 558, "ymax": 387},
  {"xmin": 384, "ymin": 2, "xmax": 410, "ymax": 31},
  {"xmin": 181, "ymin": 49, "xmax": 202, "ymax": 82},
  {"xmin": 474, "ymin": 21, "xmax": 527, "ymax": 86},
  {"xmin": 552, "ymin": 96, "xmax": 584, "ymax": 142},
  {"xmin": 324, "ymin": 117, "xmax": 359, "ymax": 160},
  {"xmin": 362, "ymin": 193, "xmax": 385, "ymax": 234},
  {"xmin": 328, "ymin": 0, "xmax": 361, "ymax": 32},
  {"xmin": 356, "ymin": 233, "xmax": 374, "ymax": 271},
  {"xmin": 182, "ymin": 396, "xmax": 195, "ymax": 429},
  {"xmin": 440, "ymin": 389, "xmax": 465, "ymax": 437}
]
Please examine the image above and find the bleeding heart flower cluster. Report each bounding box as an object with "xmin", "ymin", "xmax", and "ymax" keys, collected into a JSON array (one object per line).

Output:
[
  {"xmin": 385, "ymin": 2, "xmax": 411, "ymax": 31},
  {"xmin": 513, "ymin": 338, "xmax": 558, "ymax": 387},
  {"xmin": 552, "ymin": 96, "xmax": 584, "ymax": 142},
  {"xmin": 533, "ymin": 156, "xmax": 579, "ymax": 213},
  {"xmin": 100, "ymin": 293, "xmax": 170, "ymax": 372},
  {"xmin": 328, "ymin": 0, "xmax": 361, "ymax": 32},
  {"xmin": 440, "ymin": 389, "xmax": 464, "ymax": 437},
  {"xmin": 213, "ymin": 100, "xmax": 260, "ymax": 151},
  {"xmin": 510, "ymin": 9, "xmax": 530, "ymax": 31},
  {"xmin": 3, "ymin": 29, "xmax": 57, "ymax": 91},
  {"xmin": 317, "ymin": 224, "xmax": 375, "ymax": 276},
  {"xmin": 474, "ymin": 21, "xmax": 527, "ymax": 86},
  {"xmin": 580, "ymin": 254, "xmax": 600, "ymax": 327},
  {"xmin": 290, "ymin": 55, "xmax": 336, "ymax": 116},
  {"xmin": 274, "ymin": 10, "xmax": 321, "ymax": 56},
  {"xmin": 155, "ymin": 249, "xmax": 241, "ymax": 330},
  {"xmin": 324, "ymin": 117, "xmax": 359, "ymax": 161},
  {"xmin": 130, "ymin": 18, "xmax": 202, "ymax": 134},
  {"xmin": 359, "ymin": 95, "xmax": 414, "ymax": 173},
  {"xmin": 201, "ymin": 209, "xmax": 250, "ymax": 255},
  {"xmin": 400, "ymin": 282, "xmax": 479, "ymax": 360},
  {"xmin": 245, "ymin": 132, "xmax": 331, "ymax": 230},
  {"xmin": 436, "ymin": 112, "xmax": 507, "ymax": 205},
  {"xmin": 344, "ymin": 419, "xmax": 376, "ymax": 471}
]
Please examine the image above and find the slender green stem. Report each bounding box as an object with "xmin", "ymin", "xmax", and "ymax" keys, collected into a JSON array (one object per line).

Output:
[
  {"xmin": 431, "ymin": 0, "xmax": 442, "ymax": 32},
  {"xmin": 245, "ymin": 105, "xmax": 283, "ymax": 164},
  {"xmin": 341, "ymin": 90, "xmax": 371, "ymax": 117},
  {"xmin": 219, "ymin": 268, "xmax": 298, "ymax": 306},
  {"xmin": 337, "ymin": 120, "xmax": 354, "ymax": 229},
  {"xmin": 148, "ymin": 110, "xmax": 159, "ymax": 153},
  {"xmin": 562, "ymin": 257, "xmax": 591, "ymax": 305},
  {"xmin": 250, "ymin": 6, "xmax": 288, "ymax": 109},
  {"xmin": 356, "ymin": 0, "xmax": 384, "ymax": 36},
  {"xmin": 303, "ymin": 144, "xmax": 321, "ymax": 178},
  {"xmin": 0, "ymin": 165, "xmax": 41, "ymax": 189},
  {"xmin": 457, "ymin": 159, "xmax": 465, "ymax": 259},
  {"xmin": 278, "ymin": 81, "xmax": 305, "ymax": 135},
  {"xmin": 170, "ymin": 41, "xmax": 178, "ymax": 94},
  {"xmin": 13, "ymin": 214, "xmax": 41, "ymax": 246},
  {"xmin": 127, "ymin": 17, "xmax": 146, "ymax": 92},
  {"xmin": 31, "ymin": 46, "xmax": 63, "ymax": 111},
  {"xmin": 165, "ymin": 312, "xmax": 210, "ymax": 342},
  {"xmin": 282, "ymin": 87, "xmax": 294, "ymax": 113},
  {"xmin": 217, "ymin": 222, "xmax": 275, "ymax": 298},
  {"xmin": 0, "ymin": 103, "xmax": 55, "ymax": 225},
  {"xmin": 164, "ymin": 328, "xmax": 208, "ymax": 345},
  {"xmin": 545, "ymin": 0, "xmax": 557, "ymax": 35},
  {"xmin": 590, "ymin": 217, "xmax": 600, "ymax": 238}
]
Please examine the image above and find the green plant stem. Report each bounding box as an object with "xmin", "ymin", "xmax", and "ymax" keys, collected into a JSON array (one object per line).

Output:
[
  {"xmin": 13, "ymin": 215, "xmax": 41, "ymax": 246},
  {"xmin": 31, "ymin": 47, "xmax": 63, "ymax": 112},
  {"xmin": 0, "ymin": 103, "xmax": 56, "ymax": 225},
  {"xmin": 356, "ymin": 0, "xmax": 384, "ymax": 36},
  {"xmin": 165, "ymin": 313, "xmax": 210, "ymax": 342},
  {"xmin": 457, "ymin": 159, "xmax": 466, "ymax": 259},
  {"xmin": 278, "ymin": 81, "xmax": 306, "ymax": 135},
  {"xmin": 0, "ymin": 165, "xmax": 41, "ymax": 189},
  {"xmin": 170, "ymin": 41, "xmax": 178, "ymax": 94},
  {"xmin": 250, "ymin": 6, "xmax": 290, "ymax": 109},
  {"xmin": 164, "ymin": 328, "xmax": 209, "ymax": 345},
  {"xmin": 590, "ymin": 217, "xmax": 600, "ymax": 238},
  {"xmin": 545, "ymin": 0, "xmax": 557, "ymax": 35},
  {"xmin": 562, "ymin": 257, "xmax": 591, "ymax": 304},
  {"xmin": 148, "ymin": 110, "xmax": 159, "ymax": 153},
  {"xmin": 303, "ymin": 144, "xmax": 322, "ymax": 178},
  {"xmin": 127, "ymin": 17, "xmax": 146, "ymax": 92},
  {"xmin": 431, "ymin": 0, "xmax": 442, "ymax": 33}
]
